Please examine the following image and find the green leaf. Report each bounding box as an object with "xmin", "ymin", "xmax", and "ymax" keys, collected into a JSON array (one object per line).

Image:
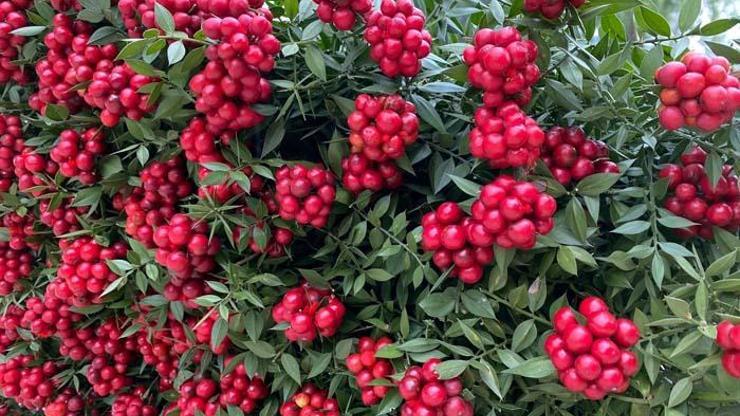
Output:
[
  {"xmin": 611, "ymin": 221, "xmax": 650, "ymax": 235},
  {"xmin": 638, "ymin": 7, "xmax": 671, "ymax": 37},
  {"xmin": 545, "ymin": 79, "xmax": 583, "ymax": 111},
  {"xmin": 557, "ymin": 247, "xmax": 578, "ymax": 275},
  {"xmin": 706, "ymin": 41, "xmax": 740, "ymax": 64},
  {"xmin": 45, "ymin": 104, "xmax": 69, "ymax": 121},
  {"xmin": 511, "ymin": 320, "xmax": 537, "ymax": 352},
  {"xmin": 668, "ymin": 377, "xmax": 693, "ymax": 407},
  {"xmin": 167, "ymin": 41, "xmax": 186, "ymax": 65},
  {"xmin": 366, "ymin": 268, "xmax": 394, "ymax": 282},
  {"xmin": 447, "ymin": 175, "xmax": 481, "ymax": 197},
  {"xmin": 705, "ymin": 250, "xmax": 738, "ymax": 277},
  {"xmin": 376, "ymin": 390, "xmax": 402, "ymax": 415},
  {"xmin": 566, "ymin": 198, "xmax": 587, "ymax": 242},
  {"xmin": 697, "ymin": 19, "xmax": 739, "ymax": 36},
  {"xmin": 411, "ymin": 94, "xmax": 447, "ymax": 133},
  {"xmin": 576, "ymin": 173, "xmax": 621, "ymax": 196},
  {"xmin": 88, "ymin": 26, "xmax": 124, "ymax": 45},
  {"xmin": 10, "ymin": 26, "xmax": 46, "ymax": 36},
  {"xmin": 305, "ymin": 45, "xmax": 326, "ymax": 81},
  {"xmin": 210, "ymin": 317, "xmax": 228, "ymax": 351},
  {"xmin": 261, "ymin": 118, "xmax": 285, "ymax": 157},
  {"xmin": 435, "ymin": 360, "xmax": 469, "ymax": 380},
  {"xmin": 243, "ymin": 341, "xmax": 275, "ymax": 358},
  {"xmin": 280, "ymin": 353, "xmax": 301, "ymax": 384},
  {"xmin": 640, "ymin": 45, "xmax": 664, "ymax": 79},
  {"xmin": 419, "ymin": 289, "xmax": 456, "ymax": 319},
  {"xmin": 502, "ymin": 357, "xmax": 554, "ymax": 378},
  {"xmin": 678, "ymin": 0, "xmax": 702, "ymax": 32},
  {"xmin": 154, "ymin": 2, "xmax": 175, "ymax": 33},
  {"xmin": 461, "ymin": 291, "xmax": 495, "ymax": 319},
  {"xmin": 670, "ymin": 332, "xmax": 702, "ymax": 358}
]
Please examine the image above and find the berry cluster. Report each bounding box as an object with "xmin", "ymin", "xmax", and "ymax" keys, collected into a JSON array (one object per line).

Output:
[
  {"xmin": 13, "ymin": 150, "xmax": 58, "ymax": 196},
  {"xmin": 0, "ymin": 241, "xmax": 33, "ymax": 295},
  {"xmin": 170, "ymin": 378, "xmax": 220, "ymax": 416},
  {"xmin": 83, "ymin": 320, "xmax": 139, "ymax": 397},
  {"xmin": 30, "ymin": 14, "xmax": 117, "ymax": 116},
  {"xmin": 0, "ymin": 114, "xmax": 25, "ymax": 191},
  {"xmin": 656, "ymin": 52, "xmax": 740, "ymax": 132},
  {"xmin": 0, "ymin": 305, "xmax": 23, "ymax": 350},
  {"xmin": 216, "ymin": 358, "xmax": 269, "ymax": 412},
  {"xmin": 192, "ymin": 10, "xmax": 280, "ymax": 135},
  {"xmin": 0, "ymin": 0, "xmax": 30, "ymax": 85},
  {"xmin": 193, "ymin": 313, "xmax": 231, "ymax": 354},
  {"xmin": 541, "ymin": 126, "xmax": 619, "ymax": 185},
  {"xmin": 347, "ymin": 94, "xmax": 419, "ymax": 161},
  {"xmin": 271, "ymin": 283, "xmax": 346, "ymax": 342},
  {"xmin": 118, "ymin": 0, "xmax": 205, "ymax": 37},
  {"xmin": 50, "ymin": 128, "xmax": 105, "ymax": 184},
  {"xmin": 43, "ymin": 389, "xmax": 86, "ymax": 416},
  {"xmin": 40, "ymin": 198, "xmax": 88, "ymax": 237},
  {"xmin": 314, "ymin": 0, "xmax": 372, "ymax": 30},
  {"xmin": 523, "ymin": 0, "xmax": 586, "ymax": 20},
  {"xmin": 82, "ymin": 63, "xmax": 158, "ymax": 127},
  {"xmin": 196, "ymin": 0, "xmax": 266, "ymax": 16},
  {"xmin": 115, "ymin": 157, "xmax": 192, "ymax": 247},
  {"xmin": 137, "ymin": 317, "xmax": 192, "ymax": 390},
  {"xmin": 56, "ymin": 238, "xmax": 128, "ymax": 305},
  {"xmin": 716, "ymin": 321, "xmax": 740, "ymax": 378},
  {"xmin": 153, "ymin": 213, "xmax": 221, "ymax": 278},
  {"xmin": 660, "ymin": 147, "xmax": 740, "ymax": 239},
  {"xmin": 421, "ymin": 202, "xmax": 493, "ymax": 284},
  {"xmin": 363, "ymin": 0, "xmax": 432, "ymax": 78},
  {"xmin": 546, "ymin": 297, "xmax": 640, "ymax": 400},
  {"xmin": 49, "ymin": 0, "xmax": 80, "ymax": 11},
  {"xmin": 464, "ymin": 27, "xmax": 540, "ymax": 108},
  {"xmin": 398, "ymin": 358, "xmax": 473, "ymax": 416},
  {"xmin": 279, "ymin": 384, "xmax": 340, "ymax": 416},
  {"xmin": 345, "ymin": 336, "xmax": 394, "ymax": 405},
  {"xmin": 473, "ymin": 176, "xmax": 557, "ymax": 249},
  {"xmin": 111, "ymin": 387, "xmax": 156, "ymax": 416},
  {"xmin": 2, "ymin": 212, "xmax": 37, "ymax": 250},
  {"xmin": 341, "ymin": 153, "xmax": 402, "ymax": 194},
  {"xmin": 275, "ymin": 164, "xmax": 336, "ymax": 228},
  {"xmin": 179, "ymin": 117, "xmax": 235, "ymax": 164},
  {"xmin": 163, "ymin": 277, "xmax": 210, "ymax": 308},
  {"xmin": 468, "ymin": 104, "xmax": 545, "ymax": 169},
  {"xmin": 21, "ymin": 293, "xmax": 82, "ymax": 340},
  {"xmin": 151, "ymin": 214, "xmax": 219, "ymax": 280},
  {"xmin": 0, "ymin": 356, "xmax": 59, "ymax": 410},
  {"xmin": 87, "ymin": 356, "xmax": 133, "ymax": 397}
]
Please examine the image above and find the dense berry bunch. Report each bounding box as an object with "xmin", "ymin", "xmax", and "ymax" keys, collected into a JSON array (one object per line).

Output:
[
  {"xmin": 345, "ymin": 336, "xmax": 394, "ymax": 405},
  {"xmin": 0, "ymin": 0, "xmax": 30, "ymax": 84},
  {"xmin": 40, "ymin": 198, "xmax": 88, "ymax": 237},
  {"xmin": 82, "ymin": 63, "xmax": 158, "ymax": 127},
  {"xmin": 21, "ymin": 293, "xmax": 83, "ymax": 339},
  {"xmin": 170, "ymin": 378, "xmax": 221, "ymax": 416},
  {"xmin": 398, "ymin": 358, "xmax": 473, "ymax": 416},
  {"xmin": 195, "ymin": 0, "xmax": 266, "ymax": 16},
  {"xmin": 192, "ymin": 10, "xmax": 280, "ymax": 134},
  {"xmin": 0, "ymin": 305, "xmax": 23, "ymax": 349},
  {"xmin": 179, "ymin": 117, "xmax": 235, "ymax": 164},
  {"xmin": 341, "ymin": 153, "xmax": 402, "ymax": 193},
  {"xmin": 56, "ymin": 238, "xmax": 128, "ymax": 305},
  {"xmin": 115, "ymin": 157, "xmax": 192, "ymax": 247},
  {"xmin": 523, "ymin": 0, "xmax": 586, "ymax": 20},
  {"xmin": 275, "ymin": 164, "xmax": 336, "ymax": 228},
  {"xmin": 162, "ymin": 277, "xmax": 210, "ymax": 308},
  {"xmin": 13, "ymin": 150, "xmax": 58, "ymax": 196},
  {"xmin": 49, "ymin": 0, "xmax": 80, "ymax": 11},
  {"xmin": 421, "ymin": 202, "xmax": 494, "ymax": 284},
  {"xmin": 470, "ymin": 176, "xmax": 557, "ymax": 249},
  {"xmin": 118, "ymin": 0, "xmax": 205, "ymax": 37},
  {"xmin": 656, "ymin": 52, "xmax": 740, "ymax": 132},
  {"xmin": 216, "ymin": 358, "xmax": 268, "ymax": 412},
  {"xmin": 30, "ymin": 14, "xmax": 117, "ymax": 115},
  {"xmin": 279, "ymin": 384, "xmax": 340, "ymax": 416},
  {"xmin": 541, "ymin": 126, "xmax": 619, "ymax": 185},
  {"xmin": 0, "ymin": 356, "xmax": 59, "ymax": 410},
  {"xmin": 546, "ymin": 297, "xmax": 640, "ymax": 400},
  {"xmin": 347, "ymin": 94, "xmax": 419, "ymax": 161},
  {"xmin": 716, "ymin": 321, "xmax": 740, "ymax": 378},
  {"xmin": 136, "ymin": 318, "xmax": 191, "ymax": 389},
  {"xmin": 660, "ymin": 147, "xmax": 740, "ymax": 239},
  {"xmin": 0, "ymin": 241, "xmax": 33, "ymax": 295},
  {"xmin": 464, "ymin": 27, "xmax": 540, "ymax": 108},
  {"xmin": 468, "ymin": 104, "xmax": 545, "ymax": 169},
  {"xmin": 271, "ymin": 283, "xmax": 346, "ymax": 342},
  {"xmin": 42, "ymin": 389, "xmax": 86, "ymax": 416},
  {"xmin": 2, "ymin": 212, "xmax": 37, "ymax": 250},
  {"xmin": 314, "ymin": 0, "xmax": 372, "ymax": 30},
  {"xmin": 153, "ymin": 213, "xmax": 220, "ymax": 277},
  {"xmin": 86, "ymin": 355, "xmax": 133, "ymax": 397},
  {"xmin": 363, "ymin": 0, "xmax": 432, "ymax": 77},
  {"xmin": 0, "ymin": 114, "xmax": 25, "ymax": 191},
  {"xmin": 111, "ymin": 386, "xmax": 156, "ymax": 416},
  {"xmin": 50, "ymin": 128, "xmax": 105, "ymax": 184}
]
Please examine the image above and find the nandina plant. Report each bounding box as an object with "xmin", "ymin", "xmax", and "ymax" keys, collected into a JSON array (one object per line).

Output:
[{"xmin": 0, "ymin": 1, "xmax": 739, "ymax": 415}]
